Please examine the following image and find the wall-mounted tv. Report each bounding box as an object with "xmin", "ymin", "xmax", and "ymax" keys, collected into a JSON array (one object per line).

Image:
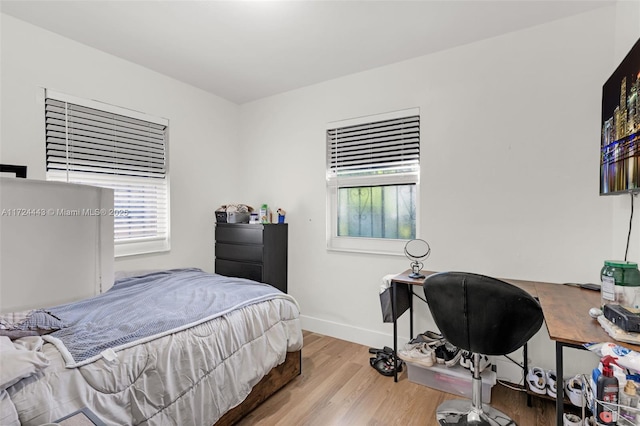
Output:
[{"xmin": 600, "ymin": 37, "xmax": 640, "ymax": 195}]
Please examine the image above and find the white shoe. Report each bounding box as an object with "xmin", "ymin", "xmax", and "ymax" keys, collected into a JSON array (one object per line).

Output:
[
  {"xmin": 527, "ymin": 367, "xmax": 547, "ymax": 395},
  {"xmin": 546, "ymin": 370, "xmax": 558, "ymax": 398},
  {"xmin": 565, "ymin": 375, "xmax": 584, "ymax": 407},
  {"xmin": 398, "ymin": 342, "xmax": 436, "ymax": 367},
  {"xmin": 563, "ymin": 413, "xmax": 582, "ymax": 426},
  {"xmin": 459, "ymin": 351, "xmax": 492, "ymax": 373}
]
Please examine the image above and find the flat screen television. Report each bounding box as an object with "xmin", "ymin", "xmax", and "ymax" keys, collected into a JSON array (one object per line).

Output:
[{"xmin": 600, "ymin": 37, "xmax": 640, "ymax": 195}]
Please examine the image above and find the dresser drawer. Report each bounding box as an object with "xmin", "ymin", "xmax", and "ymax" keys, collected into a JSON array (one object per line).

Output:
[
  {"xmin": 215, "ymin": 243, "xmax": 263, "ymax": 262},
  {"xmin": 215, "ymin": 225, "xmax": 263, "ymax": 244},
  {"xmin": 215, "ymin": 259, "xmax": 263, "ymax": 283}
]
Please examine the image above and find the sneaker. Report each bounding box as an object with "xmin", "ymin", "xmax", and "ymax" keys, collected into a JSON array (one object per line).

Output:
[
  {"xmin": 409, "ymin": 330, "xmax": 445, "ymax": 345},
  {"xmin": 459, "ymin": 350, "xmax": 492, "ymax": 373},
  {"xmin": 397, "ymin": 342, "xmax": 436, "ymax": 367},
  {"xmin": 565, "ymin": 375, "xmax": 584, "ymax": 407},
  {"xmin": 460, "ymin": 350, "xmax": 472, "ymax": 369},
  {"xmin": 546, "ymin": 370, "xmax": 558, "ymax": 398},
  {"xmin": 563, "ymin": 413, "xmax": 582, "ymax": 426},
  {"xmin": 434, "ymin": 341, "xmax": 462, "ymax": 367},
  {"xmin": 527, "ymin": 367, "xmax": 547, "ymax": 395}
]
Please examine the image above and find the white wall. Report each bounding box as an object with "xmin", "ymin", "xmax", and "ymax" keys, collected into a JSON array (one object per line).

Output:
[
  {"xmin": 238, "ymin": 3, "xmax": 639, "ymax": 379},
  {"xmin": 0, "ymin": 14, "xmax": 240, "ymax": 274}
]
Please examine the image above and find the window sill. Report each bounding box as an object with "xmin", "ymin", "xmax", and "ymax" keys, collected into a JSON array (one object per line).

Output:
[
  {"xmin": 115, "ymin": 240, "xmax": 170, "ymax": 257},
  {"xmin": 326, "ymin": 236, "xmax": 408, "ymax": 256}
]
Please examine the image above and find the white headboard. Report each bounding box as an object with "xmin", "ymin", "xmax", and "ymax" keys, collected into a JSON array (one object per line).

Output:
[{"xmin": 0, "ymin": 178, "xmax": 114, "ymax": 313}]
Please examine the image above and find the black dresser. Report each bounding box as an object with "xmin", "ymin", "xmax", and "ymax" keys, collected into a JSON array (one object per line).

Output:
[{"xmin": 214, "ymin": 223, "xmax": 288, "ymax": 293}]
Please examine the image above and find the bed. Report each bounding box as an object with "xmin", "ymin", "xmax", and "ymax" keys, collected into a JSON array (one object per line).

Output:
[{"xmin": 0, "ymin": 177, "xmax": 303, "ymax": 425}]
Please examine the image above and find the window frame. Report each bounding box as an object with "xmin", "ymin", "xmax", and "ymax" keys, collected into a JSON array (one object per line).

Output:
[
  {"xmin": 326, "ymin": 108, "xmax": 420, "ymax": 256},
  {"xmin": 41, "ymin": 89, "xmax": 170, "ymax": 257}
]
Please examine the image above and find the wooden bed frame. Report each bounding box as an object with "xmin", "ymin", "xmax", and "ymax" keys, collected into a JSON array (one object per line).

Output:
[{"xmin": 216, "ymin": 350, "xmax": 302, "ymax": 425}]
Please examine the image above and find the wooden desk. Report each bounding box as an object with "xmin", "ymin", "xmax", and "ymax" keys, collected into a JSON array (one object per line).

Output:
[{"xmin": 391, "ymin": 270, "xmax": 640, "ymax": 426}]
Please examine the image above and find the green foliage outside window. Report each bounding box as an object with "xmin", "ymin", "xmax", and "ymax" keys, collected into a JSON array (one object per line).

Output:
[{"xmin": 337, "ymin": 184, "xmax": 416, "ymax": 239}]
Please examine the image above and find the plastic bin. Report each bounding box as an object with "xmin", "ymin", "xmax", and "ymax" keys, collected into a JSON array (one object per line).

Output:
[{"xmin": 406, "ymin": 362, "xmax": 497, "ymax": 403}]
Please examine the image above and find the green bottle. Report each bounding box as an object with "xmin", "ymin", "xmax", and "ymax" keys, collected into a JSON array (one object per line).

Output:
[{"xmin": 260, "ymin": 204, "xmax": 269, "ymax": 223}]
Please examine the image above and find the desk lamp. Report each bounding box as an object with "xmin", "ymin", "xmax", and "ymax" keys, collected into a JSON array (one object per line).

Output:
[{"xmin": 404, "ymin": 239, "xmax": 430, "ymax": 279}]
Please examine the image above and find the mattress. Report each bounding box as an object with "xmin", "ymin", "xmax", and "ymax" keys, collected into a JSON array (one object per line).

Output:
[{"xmin": 1, "ymin": 295, "xmax": 302, "ymax": 425}]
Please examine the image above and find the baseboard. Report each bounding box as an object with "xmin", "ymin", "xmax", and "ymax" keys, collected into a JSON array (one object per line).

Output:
[{"xmin": 300, "ymin": 314, "xmax": 400, "ymax": 350}]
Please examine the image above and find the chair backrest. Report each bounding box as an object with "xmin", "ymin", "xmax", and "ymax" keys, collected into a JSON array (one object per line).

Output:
[{"xmin": 423, "ymin": 271, "xmax": 543, "ymax": 356}]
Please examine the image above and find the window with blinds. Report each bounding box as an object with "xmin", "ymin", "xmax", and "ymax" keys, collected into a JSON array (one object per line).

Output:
[
  {"xmin": 44, "ymin": 91, "xmax": 170, "ymax": 257},
  {"xmin": 326, "ymin": 108, "xmax": 420, "ymax": 254}
]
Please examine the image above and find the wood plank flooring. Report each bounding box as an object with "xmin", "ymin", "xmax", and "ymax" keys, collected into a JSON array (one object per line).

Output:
[{"xmin": 236, "ymin": 331, "xmax": 560, "ymax": 425}]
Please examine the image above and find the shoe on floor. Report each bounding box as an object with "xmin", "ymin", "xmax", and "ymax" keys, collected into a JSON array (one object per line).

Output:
[
  {"xmin": 433, "ymin": 341, "xmax": 461, "ymax": 367},
  {"xmin": 546, "ymin": 370, "xmax": 558, "ymax": 398},
  {"xmin": 397, "ymin": 342, "xmax": 436, "ymax": 367},
  {"xmin": 565, "ymin": 375, "xmax": 584, "ymax": 407},
  {"xmin": 527, "ymin": 367, "xmax": 547, "ymax": 395},
  {"xmin": 369, "ymin": 353, "xmax": 402, "ymax": 377}
]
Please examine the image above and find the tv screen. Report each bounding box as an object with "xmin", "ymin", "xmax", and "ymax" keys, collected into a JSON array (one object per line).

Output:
[{"xmin": 600, "ymin": 37, "xmax": 640, "ymax": 195}]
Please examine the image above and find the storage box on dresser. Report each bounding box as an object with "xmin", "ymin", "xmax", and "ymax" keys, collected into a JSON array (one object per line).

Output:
[
  {"xmin": 406, "ymin": 362, "xmax": 497, "ymax": 403},
  {"xmin": 215, "ymin": 223, "xmax": 288, "ymax": 293}
]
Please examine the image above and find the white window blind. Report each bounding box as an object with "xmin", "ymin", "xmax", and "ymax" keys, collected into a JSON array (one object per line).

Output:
[
  {"xmin": 44, "ymin": 93, "xmax": 170, "ymax": 257},
  {"xmin": 327, "ymin": 114, "xmax": 420, "ymax": 179}
]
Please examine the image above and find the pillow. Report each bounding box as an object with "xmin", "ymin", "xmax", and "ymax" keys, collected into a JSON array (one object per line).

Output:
[
  {"xmin": 0, "ymin": 336, "xmax": 49, "ymax": 390},
  {"xmin": 0, "ymin": 309, "xmax": 65, "ymax": 340}
]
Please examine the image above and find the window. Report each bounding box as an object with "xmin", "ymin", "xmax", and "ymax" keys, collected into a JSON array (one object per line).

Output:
[
  {"xmin": 326, "ymin": 108, "xmax": 420, "ymax": 255},
  {"xmin": 44, "ymin": 90, "xmax": 169, "ymax": 257}
]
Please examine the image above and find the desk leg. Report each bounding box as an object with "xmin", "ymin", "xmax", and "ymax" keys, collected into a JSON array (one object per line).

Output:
[
  {"xmin": 409, "ymin": 286, "xmax": 414, "ymax": 341},
  {"xmin": 556, "ymin": 341, "xmax": 564, "ymax": 426},
  {"xmin": 392, "ymin": 282, "xmax": 398, "ymax": 383}
]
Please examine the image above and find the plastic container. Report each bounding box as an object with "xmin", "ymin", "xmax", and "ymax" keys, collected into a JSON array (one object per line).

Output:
[
  {"xmin": 227, "ymin": 212, "xmax": 250, "ymax": 223},
  {"xmin": 601, "ymin": 261, "xmax": 640, "ymax": 309},
  {"xmin": 405, "ymin": 362, "xmax": 496, "ymax": 403},
  {"xmin": 620, "ymin": 380, "xmax": 638, "ymax": 424}
]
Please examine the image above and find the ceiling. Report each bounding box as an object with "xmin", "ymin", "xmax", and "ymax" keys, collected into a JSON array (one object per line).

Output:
[{"xmin": 1, "ymin": 0, "xmax": 613, "ymax": 105}]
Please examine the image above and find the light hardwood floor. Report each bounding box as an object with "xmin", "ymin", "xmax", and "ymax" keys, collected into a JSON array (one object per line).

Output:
[{"xmin": 236, "ymin": 331, "xmax": 562, "ymax": 425}]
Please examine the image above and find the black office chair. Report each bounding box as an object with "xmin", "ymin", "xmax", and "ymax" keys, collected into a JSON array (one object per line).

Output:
[{"xmin": 423, "ymin": 272, "xmax": 543, "ymax": 426}]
